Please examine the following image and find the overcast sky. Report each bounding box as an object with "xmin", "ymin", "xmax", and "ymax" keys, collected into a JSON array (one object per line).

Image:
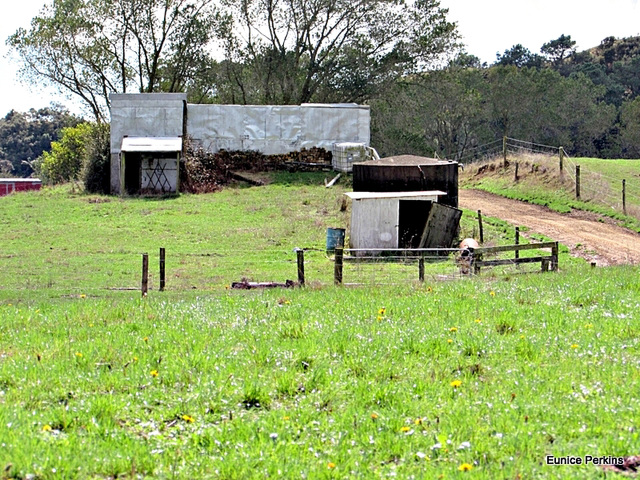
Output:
[{"xmin": 2, "ymin": 0, "xmax": 640, "ymax": 118}]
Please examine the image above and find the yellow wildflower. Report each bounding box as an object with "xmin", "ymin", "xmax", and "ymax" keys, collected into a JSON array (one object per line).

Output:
[
  {"xmin": 283, "ymin": 416, "xmax": 290, "ymax": 421},
  {"xmin": 42, "ymin": 425, "xmax": 52, "ymax": 432},
  {"xmin": 458, "ymin": 463, "xmax": 473, "ymax": 471},
  {"xmin": 182, "ymin": 414, "xmax": 195, "ymax": 423},
  {"xmin": 490, "ymin": 291, "xmax": 496, "ymax": 297},
  {"xmin": 585, "ymin": 323, "xmax": 593, "ymax": 328},
  {"xmin": 450, "ymin": 380, "xmax": 462, "ymax": 388},
  {"xmin": 143, "ymin": 337, "xmax": 149, "ymax": 342},
  {"xmin": 133, "ymin": 356, "xmax": 138, "ymax": 362},
  {"xmin": 150, "ymin": 369, "xmax": 159, "ymax": 377},
  {"xmin": 449, "ymin": 327, "xmax": 458, "ymax": 333},
  {"xmin": 371, "ymin": 413, "xmax": 379, "ymax": 420},
  {"xmin": 475, "ymin": 318, "xmax": 482, "ymax": 323},
  {"xmin": 571, "ymin": 344, "xmax": 578, "ymax": 349},
  {"xmin": 414, "ymin": 417, "xmax": 423, "ymax": 425},
  {"xmin": 400, "ymin": 426, "xmax": 411, "ymax": 432},
  {"xmin": 327, "ymin": 462, "xmax": 336, "ymax": 469},
  {"xmin": 426, "ymin": 286, "xmax": 433, "ymax": 293},
  {"xmin": 377, "ymin": 316, "xmax": 384, "ymax": 322},
  {"xmin": 378, "ymin": 307, "xmax": 386, "ymax": 315},
  {"xmin": 447, "ymin": 339, "xmax": 453, "ymax": 344},
  {"xmin": 75, "ymin": 352, "xmax": 83, "ymax": 358},
  {"xmin": 80, "ymin": 294, "xmax": 86, "ymax": 299}
]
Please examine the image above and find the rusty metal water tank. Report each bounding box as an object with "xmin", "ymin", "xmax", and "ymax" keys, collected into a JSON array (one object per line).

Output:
[{"xmin": 352, "ymin": 155, "xmax": 459, "ymax": 207}]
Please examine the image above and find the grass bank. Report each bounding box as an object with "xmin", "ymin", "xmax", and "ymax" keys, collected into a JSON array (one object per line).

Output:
[{"xmin": 460, "ymin": 153, "xmax": 640, "ymax": 232}]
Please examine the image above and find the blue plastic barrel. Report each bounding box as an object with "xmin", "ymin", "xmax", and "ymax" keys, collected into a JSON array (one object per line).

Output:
[{"xmin": 326, "ymin": 228, "xmax": 346, "ymax": 253}]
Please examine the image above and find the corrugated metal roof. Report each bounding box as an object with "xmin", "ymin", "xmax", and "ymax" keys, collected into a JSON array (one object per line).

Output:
[
  {"xmin": 345, "ymin": 191, "xmax": 446, "ymax": 200},
  {"xmin": 121, "ymin": 137, "xmax": 182, "ymax": 152}
]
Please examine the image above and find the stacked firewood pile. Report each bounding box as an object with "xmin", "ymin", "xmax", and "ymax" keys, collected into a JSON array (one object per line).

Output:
[{"xmin": 180, "ymin": 139, "xmax": 333, "ymax": 193}]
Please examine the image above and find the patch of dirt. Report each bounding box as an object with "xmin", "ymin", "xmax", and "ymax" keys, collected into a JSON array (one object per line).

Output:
[{"xmin": 460, "ymin": 189, "xmax": 640, "ymax": 266}]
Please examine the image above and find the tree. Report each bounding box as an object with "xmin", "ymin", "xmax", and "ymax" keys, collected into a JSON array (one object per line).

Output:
[
  {"xmin": 8, "ymin": 0, "xmax": 218, "ymax": 121},
  {"xmin": 541, "ymin": 34, "xmax": 576, "ymax": 66},
  {"xmin": 620, "ymin": 97, "xmax": 640, "ymax": 157},
  {"xmin": 495, "ymin": 44, "xmax": 544, "ymax": 69},
  {"xmin": 214, "ymin": 0, "xmax": 459, "ymax": 105},
  {"xmin": 0, "ymin": 105, "xmax": 80, "ymax": 177}
]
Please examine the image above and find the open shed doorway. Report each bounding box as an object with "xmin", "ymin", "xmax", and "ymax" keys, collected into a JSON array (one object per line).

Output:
[
  {"xmin": 120, "ymin": 137, "xmax": 182, "ymax": 195},
  {"xmin": 398, "ymin": 200, "xmax": 433, "ymax": 248}
]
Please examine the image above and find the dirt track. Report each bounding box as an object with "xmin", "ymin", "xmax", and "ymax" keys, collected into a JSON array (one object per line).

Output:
[{"xmin": 459, "ymin": 189, "xmax": 640, "ymax": 266}]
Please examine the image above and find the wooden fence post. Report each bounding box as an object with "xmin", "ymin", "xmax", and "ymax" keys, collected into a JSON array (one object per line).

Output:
[
  {"xmin": 559, "ymin": 147, "xmax": 564, "ymax": 176},
  {"xmin": 473, "ymin": 251, "xmax": 482, "ymax": 275},
  {"xmin": 515, "ymin": 227, "xmax": 520, "ymax": 260},
  {"xmin": 576, "ymin": 165, "xmax": 581, "ymax": 199},
  {"xmin": 551, "ymin": 242, "xmax": 559, "ymax": 271},
  {"xmin": 142, "ymin": 254, "xmax": 149, "ymax": 297},
  {"xmin": 419, "ymin": 257, "xmax": 425, "ymax": 282},
  {"xmin": 623, "ymin": 179, "xmax": 627, "ymax": 215},
  {"xmin": 334, "ymin": 248, "xmax": 343, "ymax": 285},
  {"xmin": 515, "ymin": 161, "xmax": 519, "ymax": 181},
  {"xmin": 159, "ymin": 247, "xmax": 166, "ymax": 292},
  {"xmin": 477, "ymin": 210, "xmax": 484, "ymax": 244},
  {"xmin": 296, "ymin": 248, "xmax": 305, "ymax": 287},
  {"xmin": 503, "ymin": 136, "xmax": 507, "ymax": 168}
]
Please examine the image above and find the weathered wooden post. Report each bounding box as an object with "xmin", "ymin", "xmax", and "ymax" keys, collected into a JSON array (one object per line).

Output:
[
  {"xmin": 576, "ymin": 165, "xmax": 581, "ymax": 199},
  {"xmin": 296, "ymin": 248, "xmax": 305, "ymax": 287},
  {"xmin": 515, "ymin": 161, "xmax": 519, "ymax": 181},
  {"xmin": 515, "ymin": 227, "xmax": 520, "ymax": 260},
  {"xmin": 559, "ymin": 147, "xmax": 564, "ymax": 176},
  {"xmin": 623, "ymin": 179, "xmax": 627, "ymax": 216},
  {"xmin": 334, "ymin": 248, "xmax": 343, "ymax": 285},
  {"xmin": 142, "ymin": 254, "xmax": 149, "ymax": 297},
  {"xmin": 159, "ymin": 247, "xmax": 166, "ymax": 292},
  {"xmin": 503, "ymin": 136, "xmax": 507, "ymax": 168},
  {"xmin": 477, "ymin": 210, "xmax": 484, "ymax": 244},
  {"xmin": 551, "ymin": 242, "xmax": 559, "ymax": 271},
  {"xmin": 473, "ymin": 250, "xmax": 482, "ymax": 275},
  {"xmin": 418, "ymin": 257, "xmax": 425, "ymax": 282}
]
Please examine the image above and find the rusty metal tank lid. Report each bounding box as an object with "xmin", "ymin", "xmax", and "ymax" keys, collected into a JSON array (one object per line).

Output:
[{"xmin": 354, "ymin": 155, "xmax": 456, "ymax": 166}]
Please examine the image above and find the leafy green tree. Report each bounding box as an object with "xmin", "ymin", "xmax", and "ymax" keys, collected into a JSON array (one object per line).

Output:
[
  {"xmin": 541, "ymin": 34, "xmax": 576, "ymax": 66},
  {"xmin": 495, "ymin": 44, "xmax": 544, "ymax": 69},
  {"xmin": 620, "ymin": 97, "xmax": 640, "ymax": 157},
  {"xmin": 8, "ymin": 0, "xmax": 217, "ymax": 121},
  {"xmin": 0, "ymin": 105, "xmax": 80, "ymax": 177},
  {"xmin": 213, "ymin": 0, "xmax": 459, "ymax": 105}
]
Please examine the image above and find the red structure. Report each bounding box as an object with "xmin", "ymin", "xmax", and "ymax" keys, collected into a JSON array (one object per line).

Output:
[{"xmin": 0, "ymin": 179, "xmax": 42, "ymax": 197}]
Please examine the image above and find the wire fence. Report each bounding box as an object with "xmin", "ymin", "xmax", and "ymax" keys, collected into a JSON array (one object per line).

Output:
[
  {"xmin": 0, "ymin": 241, "xmax": 559, "ymax": 295},
  {"xmin": 454, "ymin": 136, "xmax": 640, "ymax": 221}
]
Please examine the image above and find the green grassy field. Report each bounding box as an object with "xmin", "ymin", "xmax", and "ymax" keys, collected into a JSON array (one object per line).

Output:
[{"xmin": 1, "ymin": 172, "xmax": 639, "ymax": 479}]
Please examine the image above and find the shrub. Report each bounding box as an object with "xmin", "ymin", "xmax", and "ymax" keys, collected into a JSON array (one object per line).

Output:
[
  {"xmin": 38, "ymin": 123, "xmax": 92, "ymax": 184},
  {"xmin": 81, "ymin": 123, "xmax": 111, "ymax": 194}
]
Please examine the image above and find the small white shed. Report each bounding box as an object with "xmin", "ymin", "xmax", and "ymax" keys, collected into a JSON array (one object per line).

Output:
[
  {"xmin": 345, "ymin": 190, "xmax": 446, "ymax": 251},
  {"xmin": 120, "ymin": 137, "xmax": 182, "ymax": 194}
]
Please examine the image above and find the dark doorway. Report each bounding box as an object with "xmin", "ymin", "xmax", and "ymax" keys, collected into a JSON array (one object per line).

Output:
[
  {"xmin": 123, "ymin": 152, "xmax": 143, "ymax": 194},
  {"xmin": 398, "ymin": 200, "xmax": 432, "ymax": 248}
]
